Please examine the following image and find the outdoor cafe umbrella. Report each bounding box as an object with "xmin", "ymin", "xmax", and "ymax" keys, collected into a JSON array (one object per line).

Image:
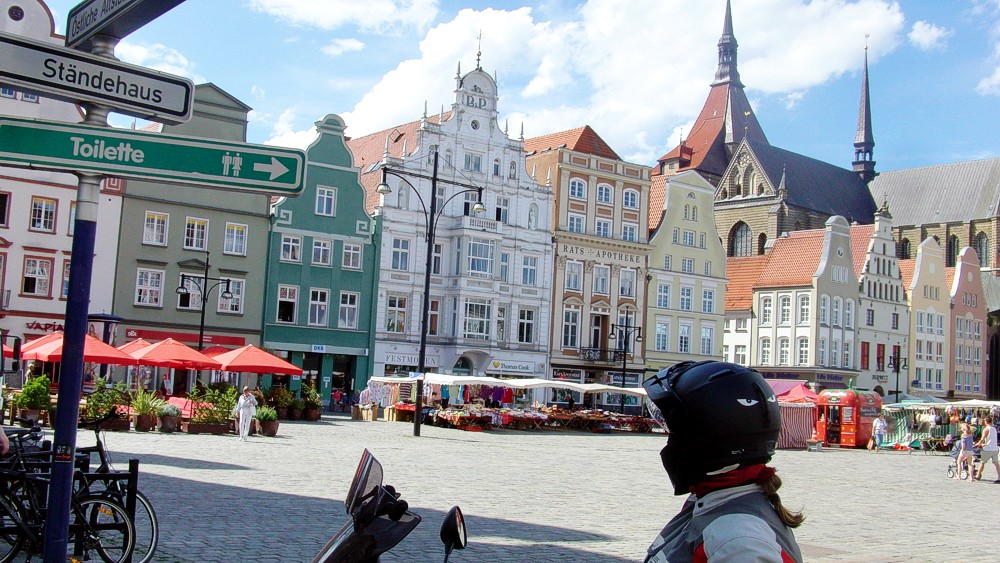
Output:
[
  {"xmin": 19, "ymin": 332, "xmax": 65, "ymax": 355},
  {"xmin": 116, "ymin": 338, "xmax": 152, "ymax": 355},
  {"xmin": 2, "ymin": 343, "xmax": 11, "ymax": 358},
  {"xmin": 129, "ymin": 338, "xmax": 222, "ymax": 370},
  {"xmin": 212, "ymin": 345, "xmax": 302, "ymax": 376},
  {"xmin": 199, "ymin": 345, "xmax": 231, "ymax": 358},
  {"xmin": 21, "ymin": 333, "xmax": 136, "ymax": 365}
]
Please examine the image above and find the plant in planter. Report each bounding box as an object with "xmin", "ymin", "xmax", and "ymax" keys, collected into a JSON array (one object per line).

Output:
[
  {"xmin": 84, "ymin": 378, "xmax": 131, "ymax": 431},
  {"xmin": 270, "ymin": 387, "xmax": 293, "ymax": 419},
  {"xmin": 157, "ymin": 402, "xmax": 182, "ymax": 433},
  {"xmin": 131, "ymin": 389, "xmax": 164, "ymax": 432},
  {"xmin": 185, "ymin": 385, "xmax": 238, "ymax": 434},
  {"xmin": 288, "ymin": 397, "xmax": 304, "ymax": 420},
  {"xmin": 254, "ymin": 405, "xmax": 280, "ymax": 437},
  {"xmin": 301, "ymin": 383, "xmax": 323, "ymax": 421},
  {"xmin": 15, "ymin": 375, "xmax": 52, "ymax": 426}
]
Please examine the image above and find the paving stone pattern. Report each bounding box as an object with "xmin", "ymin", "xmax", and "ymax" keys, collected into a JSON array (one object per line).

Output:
[{"xmin": 82, "ymin": 413, "xmax": 996, "ymax": 562}]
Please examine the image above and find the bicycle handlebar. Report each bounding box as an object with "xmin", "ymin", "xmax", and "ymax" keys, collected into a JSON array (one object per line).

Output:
[{"xmin": 77, "ymin": 406, "xmax": 125, "ymax": 429}]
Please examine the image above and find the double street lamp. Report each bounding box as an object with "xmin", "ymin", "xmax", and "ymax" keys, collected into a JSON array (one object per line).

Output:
[
  {"xmin": 887, "ymin": 345, "xmax": 908, "ymax": 403},
  {"xmin": 609, "ymin": 312, "xmax": 642, "ymax": 414},
  {"xmin": 376, "ymin": 151, "xmax": 486, "ymax": 437},
  {"xmin": 175, "ymin": 251, "xmax": 233, "ymax": 351}
]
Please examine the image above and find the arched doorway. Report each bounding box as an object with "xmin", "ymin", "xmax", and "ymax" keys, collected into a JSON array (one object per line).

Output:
[{"xmin": 453, "ymin": 356, "xmax": 474, "ymax": 376}]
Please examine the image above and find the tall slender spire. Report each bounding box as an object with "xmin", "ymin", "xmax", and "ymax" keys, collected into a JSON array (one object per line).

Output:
[
  {"xmin": 712, "ymin": 0, "xmax": 742, "ymax": 86},
  {"xmin": 853, "ymin": 40, "xmax": 877, "ymax": 183}
]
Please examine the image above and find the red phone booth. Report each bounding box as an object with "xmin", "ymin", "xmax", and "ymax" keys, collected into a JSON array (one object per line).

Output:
[{"xmin": 815, "ymin": 389, "xmax": 882, "ymax": 447}]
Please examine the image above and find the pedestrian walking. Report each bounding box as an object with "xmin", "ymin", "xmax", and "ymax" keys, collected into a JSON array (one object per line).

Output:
[
  {"xmin": 871, "ymin": 413, "xmax": 888, "ymax": 453},
  {"xmin": 233, "ymin": 386, "xmax": 258, "ymax": 442},
  {"xmin": 974, "ymin": 416, "xmax": 1000, "ymax": 483},
  {"xmin": 957, "ymin": 422, "xmax": 976, "ymax": 482}
]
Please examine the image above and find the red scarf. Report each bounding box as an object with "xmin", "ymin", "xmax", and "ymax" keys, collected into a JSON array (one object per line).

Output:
[{"xmin": 689, "ymin": 464, "xmax": 776, "ymax": 497}]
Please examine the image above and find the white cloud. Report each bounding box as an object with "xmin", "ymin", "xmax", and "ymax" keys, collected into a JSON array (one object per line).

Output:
[
  {"xmin": 976, "ymin": 66, "xmax": 1000, "ymax": 95},
  {"xmin": 247, "ymin": 0, "xmax": 439, "ymax": 33},
  {"xmin": 250, "ymin": 85, "xmax": 267, "ymax": 101},
  {"xmin": 115, "ymin": 42, "xmax": 205, "ymax": 83},
  {"xmin": 908, "ymin": 21, "xmax": 952, "ymax": 51},
  {"xmin": 322, "ymin": 38, "xmax": 366, "ymax": 57}
]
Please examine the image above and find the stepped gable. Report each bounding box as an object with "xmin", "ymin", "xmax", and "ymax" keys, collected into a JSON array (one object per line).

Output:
[
  {"xmin": 725, "ymin": 255, "xmax": 769, "ymax": 311},
  {"xmin": 345, "ymin": 114, "xmax": 448, "ymax": 214},
  {"xmin": 868, "ymin": 157, "xmax": 1000, "ymax": 227},
  {"xmin": 747, "ymin": 139, "xmax": 876, "ymax": 223},
  {"xmin": 524, "ymin": 125, "xmax": 619, "ymax": 160},
  {"xmin": 755, "ymin": 229, "xmax": 825, "ymax": 288}
]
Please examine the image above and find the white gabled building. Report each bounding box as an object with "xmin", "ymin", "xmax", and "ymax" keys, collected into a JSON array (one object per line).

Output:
[{"xmin": 349, "ymin": 58, "xmax": 554, "ymax": 389}]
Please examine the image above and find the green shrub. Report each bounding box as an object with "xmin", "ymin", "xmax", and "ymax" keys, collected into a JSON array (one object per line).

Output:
[
  {"xmin": 16, "ymin": 375, "xmax": 52, "ymax": 410},
  {"xmin": 301, "ymin": 382, "xmax": 322, "ymax": 409},
  {"xmin": 85, "ymin": 377, "xmax": 128, "ymax": 418},
  {"xmin": 130, "ymin": 389, "xmax": 165, "ymax": 415},
  {"xmin": 289, "ymin": 397, "xmax": 305, "ymax": 410},
  {"xmin": 189, "ymin": 386, "xmax": 238, "ymax": 424},
  {"xmin": 157, "ymin": 403, "xmax": 182, "ymax": 417},
  {"xmin": 270, "ymin": 387, "xmax": 293, "ymax": 409},
  {"xmin": 254, "ymin": 405, "xmax": 278, "ymax": 422}
]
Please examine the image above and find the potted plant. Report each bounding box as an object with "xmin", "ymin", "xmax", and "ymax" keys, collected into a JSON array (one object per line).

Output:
[
  {"xmin": 157, "ymin": 402, "xmax": 182, "ymax": 433},
  {"xmin": 184, "ymin": 386, "xmax": 238, "ymax": 434},
  {"xmin": 131, "ymin": 389, "xmax": 164, "ymax": 432},
  {"xmin": 288, "ymin": 397, "xmax": 304, "ymax": 420},
  {"xmin": 84, "ymin": 378, "xmax": 131, "ymax": 431},
  {"xmin": 254, "ymin": 405, "xmax": 280, "ymax": 437},
  {"xmin": 301, "ymin": 383, "xmax": 323, "ymax": 421},
  {"xmin": 15, "ymin": 375, "xmax": 52, "ymax": 426},
  {"xmin": 270, "ymin": 387, "xmax": 293, "ymax": 419}
]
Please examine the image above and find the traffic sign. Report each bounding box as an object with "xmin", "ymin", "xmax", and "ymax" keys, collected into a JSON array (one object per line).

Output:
[
  {"xmin": 66, "ymin": 0, "xmax": 186, "ymax": 50},
  {"xmin": 0, "ymin": 31, "xmax": 193, "ymax": 124},
  {"xmin": 0, "ymin": 117, "xmax": 305, "ymax": 195}
]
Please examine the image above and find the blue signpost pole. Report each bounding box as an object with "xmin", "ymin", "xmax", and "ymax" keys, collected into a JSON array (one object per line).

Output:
[{"xmin": 42, "ymin": 173, "xmax": 102, "ymax": 560}]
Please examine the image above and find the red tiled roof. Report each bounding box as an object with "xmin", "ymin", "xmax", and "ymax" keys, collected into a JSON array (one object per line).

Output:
[
  {"xmin": 725, "ymin": 255, "xmax": 769, "ymax": 311},
  {"xmin": 756, "ymin": 230, "xmax": 825, "ymax": 287},
  {"xmin": 945, "ymin": 267, "xmax": 956, "ymax": 293},
  {"xmin": 524, "ymin": 125, "xmax": 620, "ymax": 160},
  {"xmin": 850, "ymin": 224, "xmax": 874, "ymax": 278},
  {"xmin": 648, "ymin": 174, "xmax": 668, "ymax": 233},
  {"xmin": 345, "ymin": 113, "xmax": 448, "ymax": 214},
  {"xmin": 898, "ymin": 259, "xmax": 916, "ymax": 291}
]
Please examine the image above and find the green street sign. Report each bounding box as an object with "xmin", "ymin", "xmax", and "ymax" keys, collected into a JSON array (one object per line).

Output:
[{"xmin": 0, "ymin": 117, "xmax": 304, "ymax": 195}]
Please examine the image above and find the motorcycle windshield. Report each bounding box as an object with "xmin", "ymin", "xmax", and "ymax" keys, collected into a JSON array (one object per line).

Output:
[
  {"xmin": 345, "ymin": 449, "xmax": 383, "ymax": 515},
  {"xmin": 367, "ymin": 513, "xmax": 422, "ymax": 556}
]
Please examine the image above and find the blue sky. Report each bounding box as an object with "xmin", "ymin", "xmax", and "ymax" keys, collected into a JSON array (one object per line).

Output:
[{"xmin": 38, "ymin": 0, "xmax": 1000, "ymax": 173}]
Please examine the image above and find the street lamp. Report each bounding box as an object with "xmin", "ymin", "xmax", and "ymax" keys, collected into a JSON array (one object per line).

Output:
[
  {"xmin": 376, "ymin": 150, "xmax": 486, "ymax": 437},
  {"xmin": 609, "ymin": 312, "xmax": 642, "ymax": 414},
  {"xmin": 175, "ymin": 251, "xmax": 233, "ymax": 351},
  {"xmin": 887, "ymin": 345, "xmax": 907, "ymax": 403}
]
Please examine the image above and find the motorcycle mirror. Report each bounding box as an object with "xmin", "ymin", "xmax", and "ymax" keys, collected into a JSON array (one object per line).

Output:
[{"xmin": 440, "ymin": 505, "xmax": 467, "ymax": 561}]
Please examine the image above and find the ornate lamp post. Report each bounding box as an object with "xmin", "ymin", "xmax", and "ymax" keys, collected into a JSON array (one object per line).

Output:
[
  {"xmin": 175, "ymin": 251, "xmax": 233, "ymax": 351},
  {"xmin": 376, "ymin": 151, "xmax": 485, "ymax": 436},
  {"xmin": 609, "ymin": 312, "xmax": 643, "ymax": 413},
  {"xmin": 887, "ymin": 345, "xmax": 908, "ymax": 403}
]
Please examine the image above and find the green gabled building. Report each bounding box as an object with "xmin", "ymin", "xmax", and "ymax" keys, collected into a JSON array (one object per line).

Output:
[{"xmin": 262, "ymin": 115, "xmax": 380, "ymax": 404}]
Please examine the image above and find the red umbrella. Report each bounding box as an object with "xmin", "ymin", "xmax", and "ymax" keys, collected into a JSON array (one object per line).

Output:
[
  {"xmin": 22, "ymin": 333, "xmax": 136, "ymax": 364},
  {"xmin": 2, "ymin": 343, "xmax": 11, "ymax": 358},
  {"xmin": 116, "ymin": 338, "xmax": 152, "ymax": 355},
  {"xmin": 129, "ymin": 338, "xmax": 222, "ymax": 370},
  {"xmin": 199, "ymin": 345, "xmax": 231, "ymax": 358},
  {"xmin": 20, "ymin": 332, "xmax": 65, "ymax": 354},
  {"xmin": 213, "ymin": 345, "xmax": 302, "ymax": 375}
]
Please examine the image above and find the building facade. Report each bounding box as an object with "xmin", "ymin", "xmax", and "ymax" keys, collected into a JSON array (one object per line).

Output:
[
  {"xmin": 949, "ymin": 247, "xmax": 987, "ymax": 398},
  {"xmin": 902, "ymin": 238, "xmax": 949, "ymax": 397}
]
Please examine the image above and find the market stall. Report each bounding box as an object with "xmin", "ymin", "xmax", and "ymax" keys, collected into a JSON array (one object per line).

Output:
[{"xmin": 815, "ymin": 389, "xmax": 882, "ymax": 448}]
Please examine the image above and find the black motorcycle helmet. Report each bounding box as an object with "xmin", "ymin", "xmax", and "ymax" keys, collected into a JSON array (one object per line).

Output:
[{"xmin": 643, "ymin": 360, "xmax": 781, "ymax": 495}]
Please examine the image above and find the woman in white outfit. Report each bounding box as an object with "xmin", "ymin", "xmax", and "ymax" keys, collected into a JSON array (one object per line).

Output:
[{"xmin": 234, "ymin": 386, "xmax": 258, "ymax": 442}]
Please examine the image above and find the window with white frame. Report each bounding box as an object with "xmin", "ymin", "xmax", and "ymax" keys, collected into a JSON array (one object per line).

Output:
[
  {"xmin": 495, "ymin": 197, "xmax": 510, "ymax": 224},
  {"xmin": 797, "ymin": 295, "xmax": 810, "ymax": 324},
  {"xmin": 681, "ymin": 258, "xmax": 694, "ymax": 273},
  {"xmin": 916, "ymin": 311, "xmax": 925, "ymax": 332},
  {"xmin": 845, "ymin": 300, "xmax": 854, "ymax": 328},
  {"xmin": 134, "ymin": 268, "xmax": 162, "ymax": 306},
  {"xmin": 760, "ymin": 297, "xmax": 772, "ymax": 324},
  {"xmin": 622, "ymin": 223, "xmax": 638, "ymax": 242},
  {"xmin": 311, "ymin": 239, "xmax": 332, "ymax": 266},
  {"xmin": 779, "ymin": 296, "xmax": 791, "ymax": 324},
  {"xmin": 517, "ymin": 308, "xmax": 535, "ymax": 344},
  {"xmin": 957, "ymin": 317, "xmax": 964, "ymax": 338},
  {"xmin": 432, "ymin": 244, "xmax": 443, "ymax": 275},
  {"xmin": 391, "ymin": 238, "xmax": 409, "ymax": 271},
  {"xmin": 620, "ymin": 269, "xmax": 636, "ymax": 298},
  {"xmin": 597, "ymin": 183, "xmax": 613, "ymax": 204},
  {"xmin": 797, "ymin": 338, "xmax": 809, "ymax": 365},
  {"xmin": 891, "ymin": 312, "xmax": 899, "ymax": 330},
  {"xmin": 699, "ymin": 233, "xmax": 706, "ymax": 248},
  {"xmin": 562, "ymin": 308, "xmax": 580, "ymax": 348},
  {"xmin": 843, "ymin": 340, "xmax": 852, "ymax": 369},
  {"xmin": 595, "ymin": 219, "xmax": 611, "ymax": 238},
  {"xmin": 820, "ymin": 295, "xmax": 829, "ymax": 324},
  {"xmin": 735, "ymin": 345, "xmax": 747, "ymax": 365},
  {"xmin": 832, "ymin": 298, "xmax": 841, "ymax": 326},
  {"xmin": 831, "ymin": 340, "xmax": 840, "ymax": 368},
  {"xmin": 176, "ymin": 275, "xmax": 202, "ymax": 310},
  {"xmin": 623, "ymin": 189, "xmax": 638, "ymax": 209},
  {"xmin": 655, "ymin": 321, "xmax": 670, "ymax": 351},
  {"xmin": 866, "ymin": 308, "xmax": 875, "ymax": 326},
  {"xmin": 569, "ymin": 178, "xmax": 586, "ymax": 199},
  {"xmin": 339, "ymin": 292, "xmax": 359, "ymax": 329},
  {"xmin": 682, "ymin": 230, "xmax": 695, "ymax": 246},
  {"xmin": 219, "ymin": 278, "xmax": 244, "ymax": 313},
  {"xmin": 224, "ymin": 223, "xmax": 247, "ymax": 255},
  {"xmin": 702, "ymin": 289, "xmax": 715, "ymax": 313},
  {"xmin": 386, "ymin": 294, "xmax": 407, "ymax": 333},
  {"xmin": 463, "ymin": 191, "xmax": 481, "ymax": 216},
  {"xmin": 736, "ymin": 318, "xmax": 748, "ymax": 331},
  {"xmin": 498, "ymin": 253, "xmax": 509, "ymax": 282},
  {"xmin": 936, "ymin": 314, "xmax": 943, "ymax": 335},
  {"xmin": 61, "ymin": 261, "xmax": 71, "ymax": 299},
  {"xmin": 68, "ymin": 202, "xmax": 77, "ymax": 235},
  {"xmin": 700, "ymin": 326, "xmax": 714, "ymax": 355},
  {"xmin": 315, "ymin": 187, "xmax": 336, "ymax": 216},
  {"xmin": 759, "ymin": 337, "xmax": 771, "ymax": 364},
  {"xmin": 29, "ymin": 197, "xmax": 57, "ymax": 233},
  {"xmin": 678, "ymin": 325, "xmax": 692, "ymax": 353},
  {"xmin": 818, "ymin": 338, "xmax": 827, "ymax": 365},
  {"xmin": 664, "ymin": 255, "xmax": 672, "ymax": 270},
  {"xmin": 277, "ymin": 285, "xmax": 298, "ymax": 322},
  {"xmin": 593, "ymin": 265, "xmax": 610, "ymax": 295},
  {"xmin": 281, "ymin": 235, "xmax": 301, "ymax": 262},
  {"xmin": 778, "ymin": 337, "xmax": 789, "ymax": 365},
  {"xmin": 521, "ymin": 256, "xmax": 537, "ymax": 286},
  {"xmin": 565, "ymin": 261, "xmax": 583, "ymax": 291},
  {"xmin": 342, "ymin": 243, "xmax": 362, "ymax": 269},
  {"xmin": 680, "ymin": 287, "xmax": 692, "ymax": 311},
  {"xmin": 704, "ymin": 260, "xmax": 712, "ymax": 276},
  {"xmin": 493, "ymin": 158, "xmax": 501, "ymax": 176},
  {"xmin": 143, "ymin": 211, "xmax": 168, "ymax": 245},
  {"xmin": 464, "ymin": 299, "xmax": 491, "ymax": 340},
  {"xmin": 0, "ymin": 87, "xmax": 14, "ymax": 98},
  {"xmin": 463, "ymin": 152, "xmax": 482, "ymax": 173},
  {"xmin": 656, "ymin": 283, "xmax": 671, "ymax": 308},
  {"xmin": 467, "ymin": 238, "xmax": 495, "ymax": 278},
  {"xmin": 184, "ymin": 217, "xmax": 208, "ymax": 250},
  {"xmin": 568, "ymin": 214, "xmax": 584, "ymax": 233},
  {"xmin": 428, "ymin": 299, "xmax": 440, "ymax": 336},
  {"xmin": 308, "ymin": 289, "xmax": 329, "ymax": 326}
]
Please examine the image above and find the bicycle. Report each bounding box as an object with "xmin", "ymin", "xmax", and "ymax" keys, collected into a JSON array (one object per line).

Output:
[
  {"xmin": 76, "ymin": 409, "xmax": 158, "ymax": 563},
  {"xmin": 0, "ymin": 430, "xmax": 135, "ymax": 562}
]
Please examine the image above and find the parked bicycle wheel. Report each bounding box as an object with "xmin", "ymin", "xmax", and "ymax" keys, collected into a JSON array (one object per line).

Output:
[
  {"xmin": 97, "ymin": 488, "xmax": 157, "ymax": 563},
  {"xmin": 0, "ymin": 492, "xmax": 26, "ymax": 563},
  {"xmin": 74, "ymin": 496, "xmax": 135, "ymax": 563}
]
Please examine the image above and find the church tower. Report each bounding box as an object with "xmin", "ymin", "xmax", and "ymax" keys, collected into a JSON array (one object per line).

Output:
[{"xmin": 852, "ymin": 46, "xmax": 877, "ymax": 183}]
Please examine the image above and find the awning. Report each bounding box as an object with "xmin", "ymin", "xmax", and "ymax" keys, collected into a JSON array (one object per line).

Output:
[{"xmin": 370, "ymin": 374, "xmax": 647, "ymax": 397}]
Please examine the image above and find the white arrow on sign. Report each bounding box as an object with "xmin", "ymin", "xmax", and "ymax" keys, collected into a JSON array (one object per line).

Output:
[{"xmin": 254, "ymin": 157, "xmax": 290, "ymax": 181}]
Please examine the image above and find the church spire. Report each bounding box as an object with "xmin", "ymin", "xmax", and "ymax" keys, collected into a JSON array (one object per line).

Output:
[
  {"xmin": 853, "ymin": 41, "xmax": 877, "ymax": 183},
  {"xmin": 712, "ymin": 0, "xmax": 742, "ymax": 87}
]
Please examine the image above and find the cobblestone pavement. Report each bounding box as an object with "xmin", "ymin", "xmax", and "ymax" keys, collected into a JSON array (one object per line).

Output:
[{"xmin": 77, "ymin": 413, "xmax": 996, "ymax": 562}]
